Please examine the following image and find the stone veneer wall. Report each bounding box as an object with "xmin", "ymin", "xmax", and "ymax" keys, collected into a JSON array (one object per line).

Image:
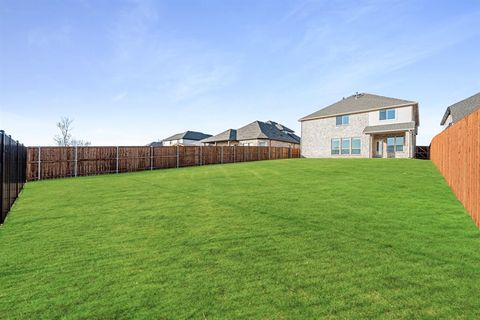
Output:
[{"xmin": 301, "ymin": 113, "xmax": 370, "ymax": 158}]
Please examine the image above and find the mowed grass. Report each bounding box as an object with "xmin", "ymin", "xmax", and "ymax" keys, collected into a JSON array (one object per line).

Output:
[{"xmin": 1, "ymin": 159, "xmax": 480, "ymax": 319}]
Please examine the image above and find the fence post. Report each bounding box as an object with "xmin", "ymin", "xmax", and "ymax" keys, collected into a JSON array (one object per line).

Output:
[
  {"xmin": 176, "ymin": 145, "xmax": 179, "ymax": 168},
  {"xmin": 38, "ymin": 146, "xmax": 41, "ymax": 180},
  {"xmin": 150, "ymin": 146, "xmax": 153, "ymax": 170},
  {"xmin": 269, "ymin": 146, "xmax": 271, "ymax": 160},
  {"xmin": 116, "ymin": 146, "xmax": 119, "ymax": 174},
  {"xmin": 0, "ymin": 131, "xmax": 4, "ymax": 221},
  {"xmin": 74, "ymin": 145, "xmax": 78, "ymax": 177},
  {"xmin": 289, "ymin": 147, "xmax": 292, "ymax": 158},
  {"xmin": 15, "ymin": 141, "xmax": 19, "ymax": 197},
  {"xmin": 233, "ymin": 145, "xmax": 236, "ymax": 163},
  {"xmin": 200, "ymin": 146, "xmax": 202, "ymax": 166},
  {"xmin": 221, "ymin": 146, "xmax": 224, "ymax": 164}
]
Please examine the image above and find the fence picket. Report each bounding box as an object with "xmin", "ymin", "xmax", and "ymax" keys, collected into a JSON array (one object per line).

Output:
[
  {"xmin": 430, "ymin": 108, "xmax": 480, "ymax": 228},
  {"xmin": 25, "ymin": 146, "xmax": 300, "ymax": 181}
]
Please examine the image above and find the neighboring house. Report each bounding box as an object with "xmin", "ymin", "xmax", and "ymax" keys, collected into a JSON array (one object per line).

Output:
[
  {"xmin": 440, "ymin": 92, "xmax": 480, "ymax": 128},
  {"xmin": 201, "ymin": 120, "xmax": 300, "ymax": 148},
  {"xmin": 162, "ymin": 131, "xmax": 212, "ymax": 146},
  {"xmin": 299, "ymin": 93, "xmax": 419, "ymax": 158},
  {"xmin": 147, "ymin": 141, "xmax": 163, "ymax": 147}
]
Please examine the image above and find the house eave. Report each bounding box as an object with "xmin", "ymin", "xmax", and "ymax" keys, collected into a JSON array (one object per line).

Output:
[
  {"xmin": 299, "ymin": 102, "xmax": 418, "ymax": 122},
  {"xmin": 440, "ymin": 107, "xmax": 451, "ymax": 125}
]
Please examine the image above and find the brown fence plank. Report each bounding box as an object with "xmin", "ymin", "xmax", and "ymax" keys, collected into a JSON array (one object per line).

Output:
[
  {"xmin": 26, "ymin": 145, "xmax": 300, "ymax": 181},
  {"xmin": 430, "ymin": 108, "xmax": 480, "ymax": 228}
]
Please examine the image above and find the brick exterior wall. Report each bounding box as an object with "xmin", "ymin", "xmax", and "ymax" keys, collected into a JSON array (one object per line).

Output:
[
  {"xmin": 300, "ymin": 110, "xmax": 416, "ymax": 158},
  {"xmin": 301, "ymin": 113, "xmax": 371, "ymax": 158}
]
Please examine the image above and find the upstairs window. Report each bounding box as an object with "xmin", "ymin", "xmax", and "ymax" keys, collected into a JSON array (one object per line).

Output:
[
  {"xmin": 336, "ymin": 115, "xmax": 350, "ymax": 125},
  {"xmin": 379, "ymin": 109, "xmax": 396, "ymax": 120}
]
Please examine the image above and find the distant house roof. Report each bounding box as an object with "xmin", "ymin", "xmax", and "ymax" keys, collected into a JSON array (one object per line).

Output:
[
  {"xmin": 440, "ymin": 92, "xmax": 480, "ymax": 125},
  {"xmin": 201, "ymin": 129, "xmax": 237, "ymax": 143},
  {"xmin": 163, "ymin": 131, "xmax": 212, "ymax": 142},
  {"xmin": 363, "ymin": 122, "xmax": 416, "ymax": 134},
  {"xmin": 265, "ymin": 120, "xmax": 294, "ymax": 133},
  {"xmin": 300, "ymin": 93, "xmax": 417, "ymax": 121},
  {"xmin": 148, "ymin": 141, "xmax": 163, "ymax": 147},
  {"xmin": 237, "ymin": 121, "xmax": 300, "ymax": 143},
  {"xmin": 201, "ymin": 121, "xmax": 300, "ymax": 144}
]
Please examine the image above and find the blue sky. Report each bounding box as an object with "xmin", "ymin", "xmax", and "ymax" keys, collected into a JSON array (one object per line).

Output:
[{"xmin": 1, "ymin": 0, "xmax": 479, "ymax": 145}]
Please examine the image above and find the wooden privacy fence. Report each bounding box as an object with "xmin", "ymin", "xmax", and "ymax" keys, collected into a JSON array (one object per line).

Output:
[
  {"xmin": 1, "ymin": 131, "xmax": 27, "ymax": 224},
  {"xmin": 27, "ymin": 146, "xmax": 300, "ymax": 181},
  {"xmin": 430, "ymin": 108, "xmax": 480, "ymax": 227}
]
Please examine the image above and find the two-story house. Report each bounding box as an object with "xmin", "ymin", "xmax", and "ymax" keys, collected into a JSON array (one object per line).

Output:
[{"xmin": 299, "ymin": 93, "xmax": 419, "ymax": 158}]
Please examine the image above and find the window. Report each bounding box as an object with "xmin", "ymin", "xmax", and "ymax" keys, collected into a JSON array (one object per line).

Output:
[
  {"xmin": 258, "ymin": 141, "xmax": 268, "ymax": 147},
  {"xmin": 336, "ymin": 115, "xmax": 350, "ymax": 125},
  {"xmin": 387, "ymin": 136, "xmax": 404, "ymax": 152},
  {"xmin": 331, "ymin": 138, "xmax": 340, "ymax": 155},
  {"xmin": 395, "ymin": 136, "xmax": 404, "ymax": 151},
  {"xmin": 379, "ymin": 109, "xmax": 396, "ymax": 120},
  {"xmin": 351, "ymin": 138, "xmax": 361, "ymax": 155},
  {"xmin": 387, "ymin": 137, "xmax": 395, "ymax": 152},
  {"xmin": 341, "ymin": 138, "xmax": 350, "ymax": 155},
  {"xmin": 331, "ymin": 137, "xmax": 361, "ymax": 155}
]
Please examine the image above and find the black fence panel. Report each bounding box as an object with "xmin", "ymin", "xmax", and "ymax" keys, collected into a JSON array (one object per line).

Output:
[
  {"xmin": 0, "ymin": 130, "xmax": 27, "ymax": 224},
  {"xmin": 415, "ymin": 145, "xmax": 430, "ymax": 160}
]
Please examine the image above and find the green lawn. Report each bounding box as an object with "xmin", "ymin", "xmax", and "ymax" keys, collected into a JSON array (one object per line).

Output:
[{"xmin": 1, "ymin": 159, "xmax": 479, "ymax": 319}]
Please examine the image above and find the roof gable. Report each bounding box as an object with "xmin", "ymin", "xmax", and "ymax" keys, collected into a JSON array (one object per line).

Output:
[
  {"xmin": 440, "ymin": 92, "xmax": 480, "ymax": 125},
  {"xmin": 201, "ymin": 129, "xmax": 237, "ymax": 143},
  {"xmin": 300, "ymin": 93, "xmax": 416, "ymax": 121}
]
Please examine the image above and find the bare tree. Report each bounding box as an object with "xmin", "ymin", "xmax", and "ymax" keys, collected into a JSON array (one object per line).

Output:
[
  {"xmin": 54, "ymin": 117, "xmax": 91, "ymax": 146},
  {"xmin": 54, "ymin": 117, "xmax": 73, "ymax": 146},
  {"xmin": 71, "ymin": 139, "xmax": 91, "ymax": 146}
]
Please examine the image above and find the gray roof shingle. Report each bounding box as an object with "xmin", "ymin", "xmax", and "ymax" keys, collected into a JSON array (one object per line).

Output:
[
  {"xmin": 300, "ymin": 93, "xmax": 417, "ymax": 121},
  {"xmin": 266, "ymin": 120, "xmax": 294, "ymax": 133},
  {"xmin": 201, "ymin": 121, "xmax": 300, "ymax": 144},
  {"xmin": 237, "ymin": 121, "xmax": 300, "ymax": 143},
  {"xmin": 363, "ymin": 122, "xmax": 416, "ymax": 134},
  {"xmin": 148, "ymin": 141, "xmax": 163, "ymax": 147},
  {"xmin": 201, "ymin": 129, "xmax": 237, "ymax": 143},
  {"xmin": 163, "ymin": 131, "xmax": 212, "ymax": 142},
  {"xmin": 440, "ymin": 92, "xmax": 480, "ymax": 125}
]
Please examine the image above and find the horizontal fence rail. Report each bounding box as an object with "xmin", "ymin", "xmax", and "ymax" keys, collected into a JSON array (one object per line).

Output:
[
  {"xmin": 27, "ymin": 146, "xmax": 300, "ymax": 181},
  {"xmin": 1, "ymin": 131, "xmax": 27, "ymax": 224},
  {"xmin": 430, "ymin": 108, "xmax": 480, "ymax": 227}
]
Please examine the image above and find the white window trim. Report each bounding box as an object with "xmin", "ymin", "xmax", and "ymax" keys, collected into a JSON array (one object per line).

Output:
[
  {"xmin": 379, "ymin": 109, "xmax": 397, "ymax": 121},
  {"xmin": 331, "ymin": 138, "xmax": 340, "ymax": 155},
  {"xmin": 341, "ymin": 137, "xmax": 351, "ymax": 155},
  {"xmin": 335, "ymin": 115, "xmax": 350, "ymax": 126},
  {"xmin": 351, "ymin": 137, "xmax": 361, "ymax": 155},
  {"xmin": 387, "ymin": 136, "xmax": 405, "ymax": 152},
  {"xmin": 331, "ymin": 137, "xmax": 362, "ymax": 156}
]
